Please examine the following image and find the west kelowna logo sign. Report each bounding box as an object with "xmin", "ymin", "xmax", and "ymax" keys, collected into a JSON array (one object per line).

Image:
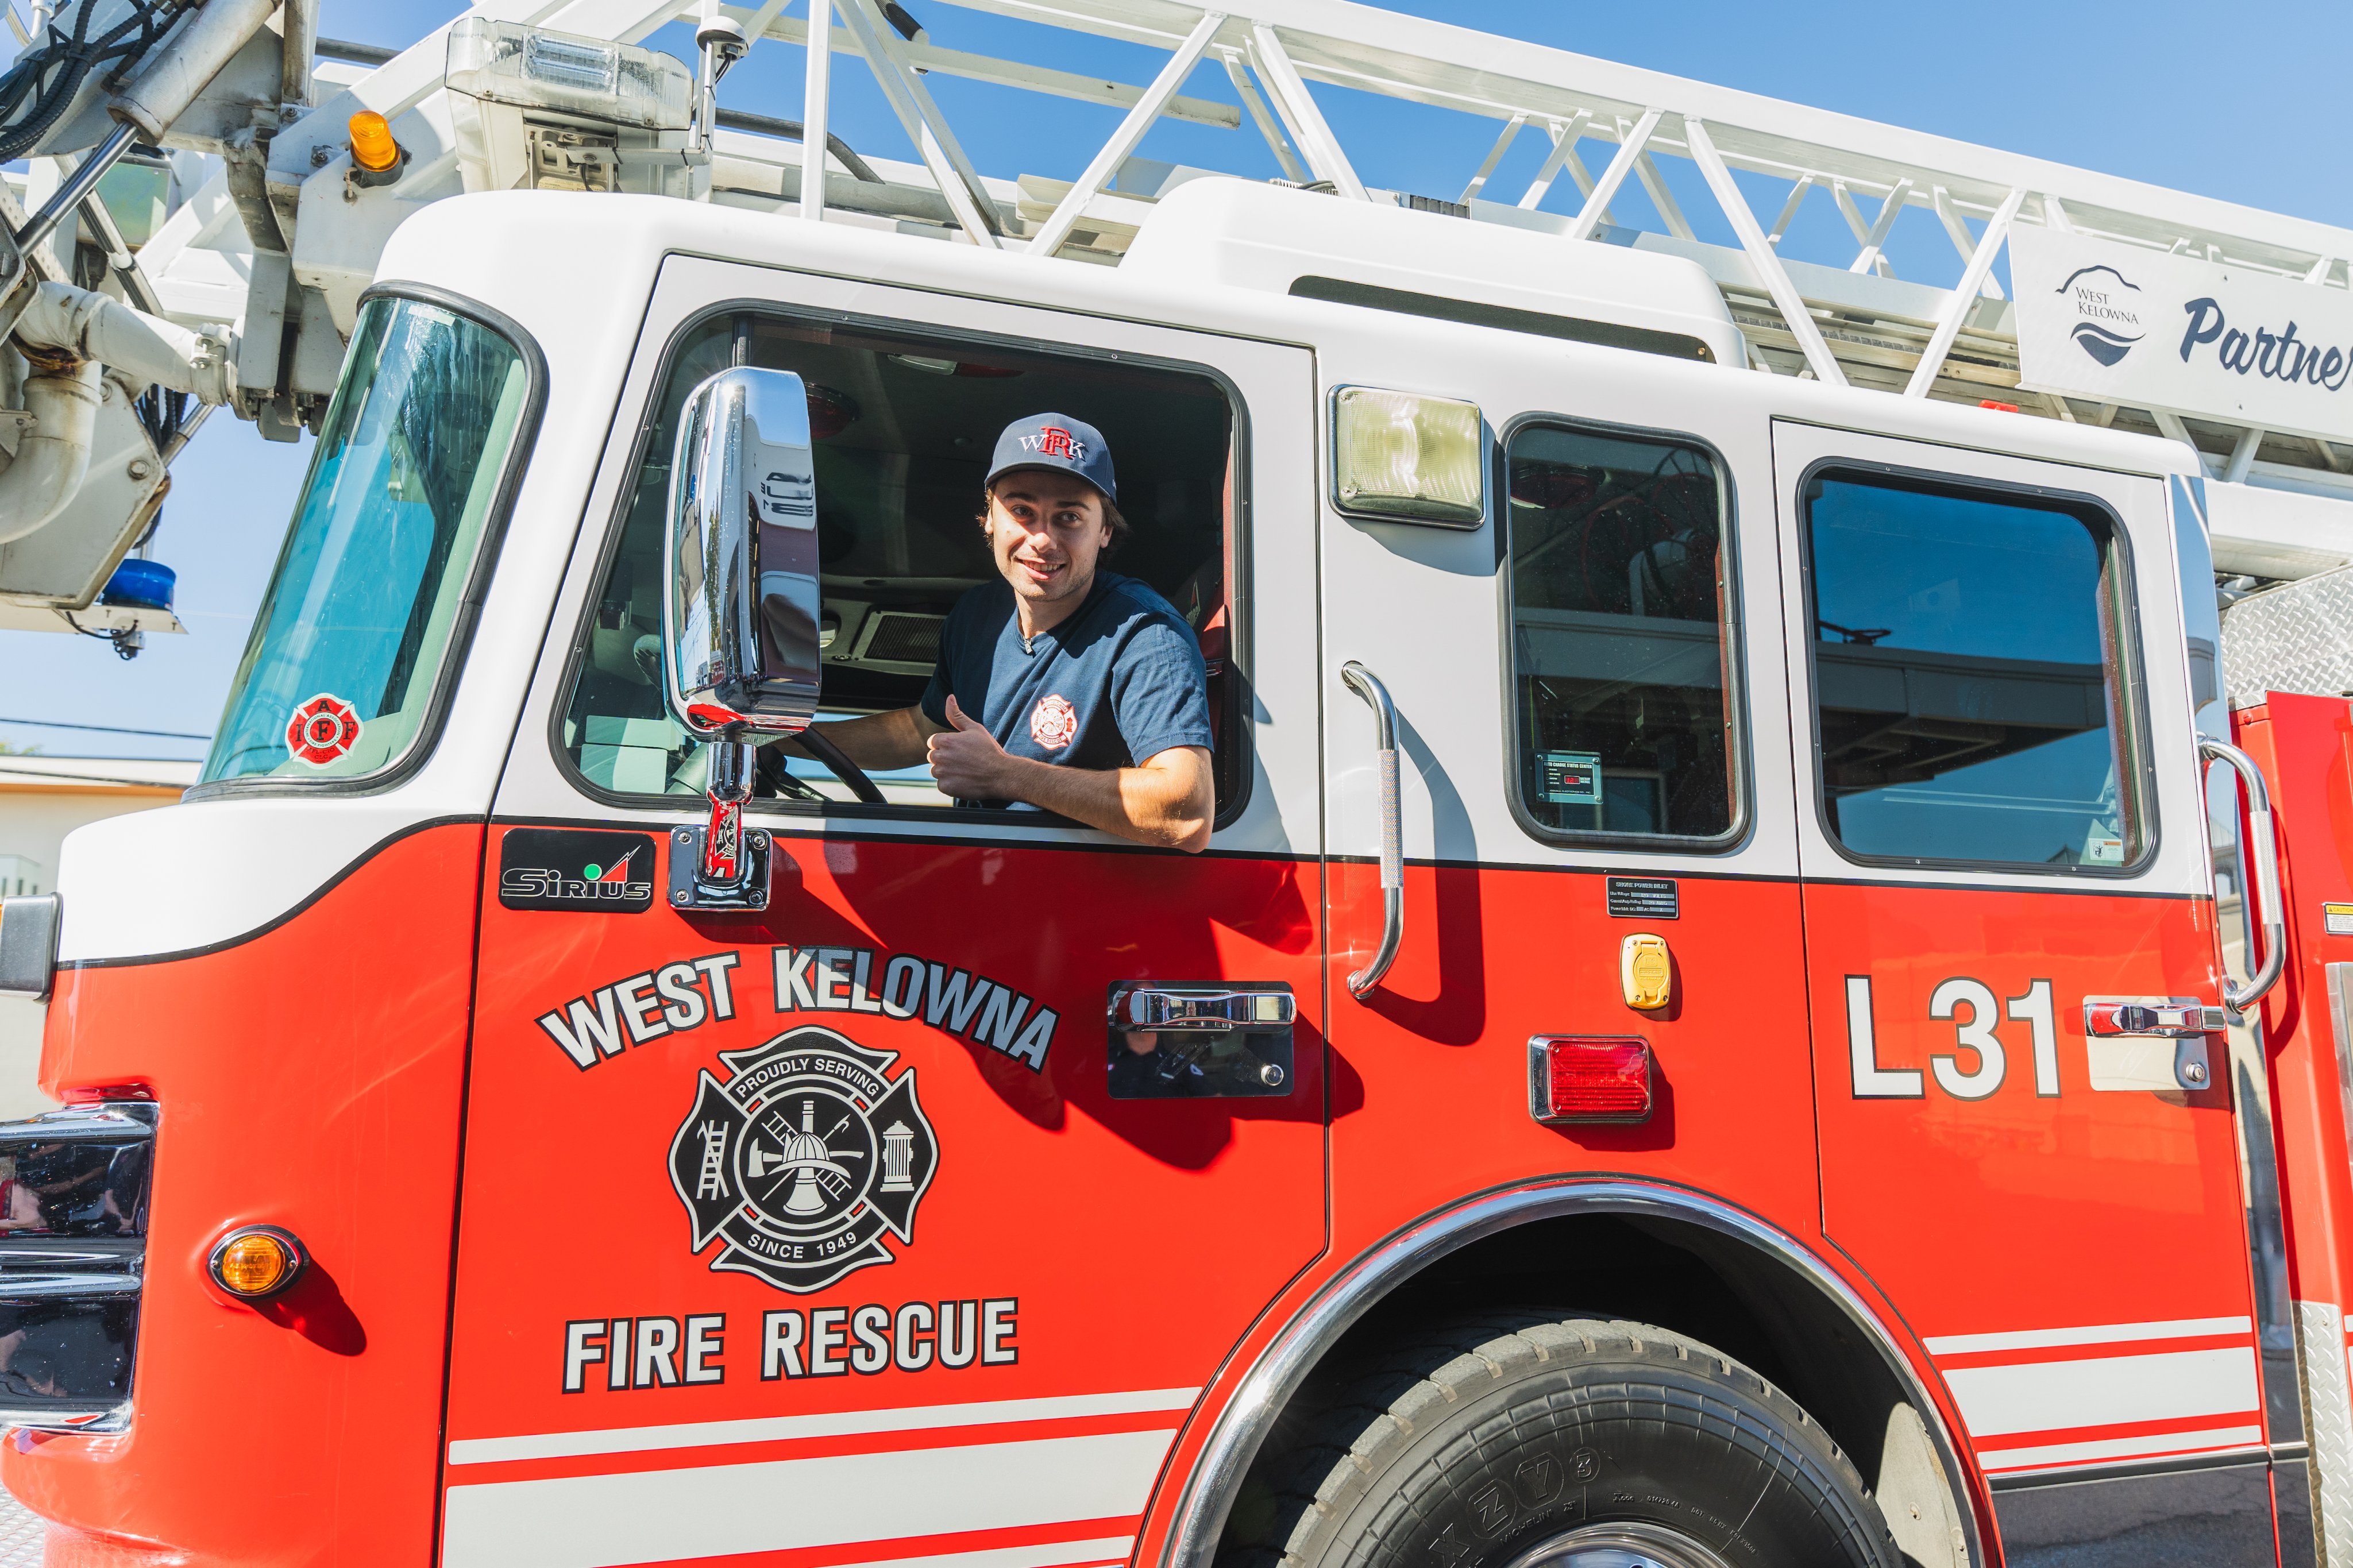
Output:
[
  {"xmin": 2013, "ymin": 226, "xmax": 2353, "ymax": 443},
  {"xmin": 669, "ymin": 1026, "xmax": 939, "ymax": 1294},
  {"xmin": 2055, "ymin": 264, "xmax": 2144, "ymax": 367}
]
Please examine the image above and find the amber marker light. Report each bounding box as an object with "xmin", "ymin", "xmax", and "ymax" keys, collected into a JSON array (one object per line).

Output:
[
  {"xmin": 348, "ymin": 111, "xmax": 402, "ymax": 174},
  {"xmin": 207, "ymin": 1226, "xmax": 307, "ymax": 1300}
]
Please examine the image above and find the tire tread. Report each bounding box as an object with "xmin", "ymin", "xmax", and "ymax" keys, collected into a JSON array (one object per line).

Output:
[{"xmin": 1210, "ymin": 1311, "xmax": 1896, "ymax": 1568}]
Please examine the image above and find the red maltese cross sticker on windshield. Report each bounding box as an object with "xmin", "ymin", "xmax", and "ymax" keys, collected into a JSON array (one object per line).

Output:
[
  {"xmin": 284, "ymin": 694, "xmax": 361, "ymax": 766},
  {"xmin": 1029, "ymin": 693, "xmax": 1077, "ymax": 751}
]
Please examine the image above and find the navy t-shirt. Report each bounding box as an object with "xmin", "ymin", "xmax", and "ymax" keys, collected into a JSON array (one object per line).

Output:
[{"xmin": 921, "ymin": 571, "xmax": 1212, "ymax": 806}]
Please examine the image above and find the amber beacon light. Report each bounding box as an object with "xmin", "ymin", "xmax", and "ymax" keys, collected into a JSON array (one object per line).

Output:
[
  {"xmin": 207, "ymin": 1226, "xmax": 307, "ymax": 1300},
  {"xmin": 348, "ymin": 111, "xmax": 403, "ymax": 176}
]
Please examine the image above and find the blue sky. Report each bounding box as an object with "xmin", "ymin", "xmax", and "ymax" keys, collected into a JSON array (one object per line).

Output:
[{"xmin": 4, "ymin": 0, "xmax": 2348, "ymax": 763}]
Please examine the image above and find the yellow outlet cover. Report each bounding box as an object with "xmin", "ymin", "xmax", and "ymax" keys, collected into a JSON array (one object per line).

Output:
[{"xmin": 1622, "ymin": 933, "xmax": 1671, "ymax": 1011}]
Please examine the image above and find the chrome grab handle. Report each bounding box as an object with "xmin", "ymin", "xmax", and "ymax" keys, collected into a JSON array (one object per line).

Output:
[
  {"xmin": 1340, "ymin": 661, "xmax": 1402, "ymax": 999},
  {"xmin": 2084, "ymin": 997, "xmax": 2228, "ymax": 1037},
  {"xmin": 1110, "ymin": 985, "xmax": 1298, "ymax": 1032},
  {"xmin": 2202, "ymin": 737, "xmax": 2287, "ymax": 1014}
]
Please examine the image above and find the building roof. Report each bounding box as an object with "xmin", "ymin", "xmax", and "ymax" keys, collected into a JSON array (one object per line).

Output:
[{"xmin": 0, "ymin": 756, "xmax": 200, "ymax": 795}]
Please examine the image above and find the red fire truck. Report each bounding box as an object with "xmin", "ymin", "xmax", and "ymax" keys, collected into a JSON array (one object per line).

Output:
[{"xmin": 2, "ymin": 5, "xmax": 2353, "ymax": 1568}]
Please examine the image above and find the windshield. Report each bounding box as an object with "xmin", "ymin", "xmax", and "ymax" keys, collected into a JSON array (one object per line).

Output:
[{"xmin": 201, "ymin": 298, "xmax": 530, "ymax": 786}]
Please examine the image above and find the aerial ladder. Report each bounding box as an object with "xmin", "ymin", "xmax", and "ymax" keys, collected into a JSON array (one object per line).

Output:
[{"xmin": 0, "ymin": 0, "xmax": 2347, "ymax": 656}]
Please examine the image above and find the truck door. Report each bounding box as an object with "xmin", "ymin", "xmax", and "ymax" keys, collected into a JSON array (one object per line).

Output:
[
  {"xmin": 435, "ymin": 257, "xmax": 1326, "ymax": 1568},
  {"xmin": 1773, "ymin": 423, "xmax": 2271, "ymax": 1550},
  {"xmin": 1311, "ymin": 370, "xmax": 1822, "ymax": 1278}
]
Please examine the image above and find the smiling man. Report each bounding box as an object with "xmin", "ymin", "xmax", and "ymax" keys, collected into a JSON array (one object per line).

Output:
[{"xmin": 792, "ymin": 413, "xmax": 1216, "ymax": 852}]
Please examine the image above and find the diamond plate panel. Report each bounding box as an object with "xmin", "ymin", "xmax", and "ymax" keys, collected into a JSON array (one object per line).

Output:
[
  {"xmin": 0, "ymin": 1484, "xmax": 44, "ymax": 1568},
  {"xmin": 2302, "ymin": 1299, "xmax": 2353, "ymax": 1566},
  {"xmin": 2222, "ymin": 565, "xmax": 2353, "ymax": 708}
]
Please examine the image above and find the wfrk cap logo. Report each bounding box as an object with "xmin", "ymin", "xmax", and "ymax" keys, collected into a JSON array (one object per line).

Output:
[
  {"xmin": 985, "ymin": 412, "xmax": 1117, "ymax": 504},
  {"xmin": 669, "ymin": 1025, "xmax": 938, "ymax": 1293}
]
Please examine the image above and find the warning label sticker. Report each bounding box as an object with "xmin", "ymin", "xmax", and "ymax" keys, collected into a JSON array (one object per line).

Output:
[{"xmin": 1606, "ymin": 876, "xmax": 1679, "ymax": 920}]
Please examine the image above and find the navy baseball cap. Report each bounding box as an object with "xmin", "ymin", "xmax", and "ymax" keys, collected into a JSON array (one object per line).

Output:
[{"xmin": 986, "ymin": 413, "xmax": 1117, "ymax": 505}]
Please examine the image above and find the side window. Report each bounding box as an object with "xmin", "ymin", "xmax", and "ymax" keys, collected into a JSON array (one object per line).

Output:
[
  {"xmin": 1803, "ymin": 469, "xmax": 2147, "ymax": 869},
  {"xmin": 561, "ymin": 312, "xmax": 1239, "ymax": 812},
  {"xmin": 1504, "ymin": 423, "xmax": 1738, "ymax": 843}
]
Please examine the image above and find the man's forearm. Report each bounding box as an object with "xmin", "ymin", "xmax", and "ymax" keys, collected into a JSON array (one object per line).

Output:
[
  {"xmin": 788, "ymin": 707, "xmax": 935, "ymax": 771},
  {"xmin": 991, "ymin": 750, "xmax": 1213, "ymax": 852}
]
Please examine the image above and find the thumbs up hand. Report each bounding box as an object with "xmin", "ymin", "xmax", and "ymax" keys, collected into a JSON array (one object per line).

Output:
[{"xmin": 928, "ymin": 696, "xmax": 1012, "ymax": 800}]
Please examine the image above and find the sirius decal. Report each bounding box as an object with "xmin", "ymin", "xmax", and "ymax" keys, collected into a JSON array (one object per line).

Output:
[
  {"xmin": 772, "ymin": 945, "xmax": 1058, "ymax": 1071},
  {"xmin": 669, "ymin": 1025, "xmax": 939, "ymax": 1294},
  {"xmin": 499, "ymin": 828, "xmax": 658, "ymax": 913},
  {"xmin": 284, "ymin": 693, "xmax": 360, "ymax": 766}
]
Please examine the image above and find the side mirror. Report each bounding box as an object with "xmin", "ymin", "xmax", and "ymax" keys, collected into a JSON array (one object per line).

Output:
[
  {"xmin": 664, "ymin": 365, "xmax": 823, "ymax": 737},
  {"xmin": 662, "ymin": 366, "xmax": 821, "ymax": 911}
]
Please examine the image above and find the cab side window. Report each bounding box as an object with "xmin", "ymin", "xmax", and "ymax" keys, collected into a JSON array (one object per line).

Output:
[
  {"xmin": 561, "ymin": 312, "xmax": 1240, "ymax": 812},
  {"xmin": 1803, "ymin": 470, "xmax": 2146, "ymax": 869},
  {"xmin": 1505, "ymin": 423, "xmax": 1739, "ymax": 843}
]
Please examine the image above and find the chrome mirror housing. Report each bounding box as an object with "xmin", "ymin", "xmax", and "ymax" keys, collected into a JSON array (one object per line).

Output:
[
  {"xmin": 661, "ymin": 366, "xmax": 820, "ymax": 913},
  {"xmin": 663, "ymin": 365, "xmax": 822, "ymax": 738}
]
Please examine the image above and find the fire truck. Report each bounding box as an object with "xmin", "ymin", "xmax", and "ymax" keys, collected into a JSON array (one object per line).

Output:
[{"xmin": 3, "ymin": 2, "xmax": 2353, "ymax": 1567}]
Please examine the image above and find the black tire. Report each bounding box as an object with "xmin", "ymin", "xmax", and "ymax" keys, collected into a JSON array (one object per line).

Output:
[{"xmin": 1224, "ymin": 1313, "xmax": 1901, "ymax": 1568}]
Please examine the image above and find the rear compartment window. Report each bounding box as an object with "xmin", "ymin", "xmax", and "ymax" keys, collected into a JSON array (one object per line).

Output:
[
  {"xmin": 1503, "ymin": 422, "xmax": 1739, "ymax": 843},
  {"xmin": 560, "ymin": 312, "xmax": 1241, "ymax": 814},
  {"xmin": 1803, "ymin": 470, "xmax": 2146, "ymax": 869}
]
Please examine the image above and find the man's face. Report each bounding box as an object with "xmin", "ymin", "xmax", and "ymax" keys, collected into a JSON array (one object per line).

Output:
[{"xmin": 986, "ymin": 470, "xmax": 1110, "ymax": 609}]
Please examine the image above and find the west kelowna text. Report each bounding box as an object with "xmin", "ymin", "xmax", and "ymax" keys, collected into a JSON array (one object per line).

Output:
[
  {"xmin": 537, "ymin": 952, "xmax": 742, "ymax": 1068},
  {"xmin": 534, "ymin": 946, "xmax": 1059, "ymax": 1071},
  {"xmin": 772, "ymin": 945, "xmax": 1059, "ymax": 1072}
]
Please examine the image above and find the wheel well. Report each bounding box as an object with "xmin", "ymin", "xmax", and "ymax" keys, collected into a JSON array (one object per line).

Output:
[{"xmin": 1215, "ymin": 1211, "xmax": 1974, "ymax": 1568}]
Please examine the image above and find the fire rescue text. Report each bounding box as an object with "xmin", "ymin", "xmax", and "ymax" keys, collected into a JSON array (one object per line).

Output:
[{"xmin": 562, "ymin": 1298, "xmax": 1018, "ymax": 1390}]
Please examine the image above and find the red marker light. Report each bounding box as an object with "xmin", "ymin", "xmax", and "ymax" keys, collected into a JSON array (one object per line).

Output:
[
  {"xmin": 1527, "ymin": 1036, "xmax": 1653, "ymax": 1125},
  {"xmin": 1979, "ymin": 399, "xmax": 2020, "ymax": 413}
]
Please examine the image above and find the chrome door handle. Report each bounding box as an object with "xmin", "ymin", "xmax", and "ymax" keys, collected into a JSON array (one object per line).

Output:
[
  {"xmin": 1109, "ymin": 985, "xmax": 1297, "ymax": 1031},
  {"xmin": 1340, "ymin": 661, "xmax": 1402, "ymax": 999},
  {"xmin": 2202, "ymin": 737, "xmax": 2286, "ymax": 1013},
  {"xmin": 2084, "ymin": 997, "xmax": 2228, "ymax": 1037}
]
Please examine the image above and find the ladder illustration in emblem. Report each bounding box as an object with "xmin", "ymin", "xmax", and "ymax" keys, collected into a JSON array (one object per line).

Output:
[{"xmin": 695, "ymin": 1121, "xmax": 728, "ymax": 1200}]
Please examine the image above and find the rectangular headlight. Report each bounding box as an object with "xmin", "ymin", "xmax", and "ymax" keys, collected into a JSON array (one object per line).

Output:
[
  {"xmin": 1332, "ymin": 386, "xmax": 1486, "ymax": 527},
  {"xmin": 446, "ymin": 18, "xmax": 695, "ymax": 132}
]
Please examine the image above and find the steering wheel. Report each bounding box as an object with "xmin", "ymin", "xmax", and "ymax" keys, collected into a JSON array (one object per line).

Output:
[
  {"xmin": 753, "ymin": 747, "xmax": 827, "ymax": 803},
  {"xmin": 796, "ymin": 727, "xmax": 888, "ymax": 805}
]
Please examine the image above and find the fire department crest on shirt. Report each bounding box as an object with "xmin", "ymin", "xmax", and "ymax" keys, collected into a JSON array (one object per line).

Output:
[
  {"xmin": 668, "ymin": 1026, "xmax": 938, "ymax": 1294},
  {"xmin": 1030, "ymin": 693, "xmax": 1077, "ymax": 750}
]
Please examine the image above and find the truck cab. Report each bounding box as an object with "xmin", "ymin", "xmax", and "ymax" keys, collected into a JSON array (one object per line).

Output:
[{"xmin": 0, "ymin": 176, "xmax": 2297, "ymax": 1568}]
